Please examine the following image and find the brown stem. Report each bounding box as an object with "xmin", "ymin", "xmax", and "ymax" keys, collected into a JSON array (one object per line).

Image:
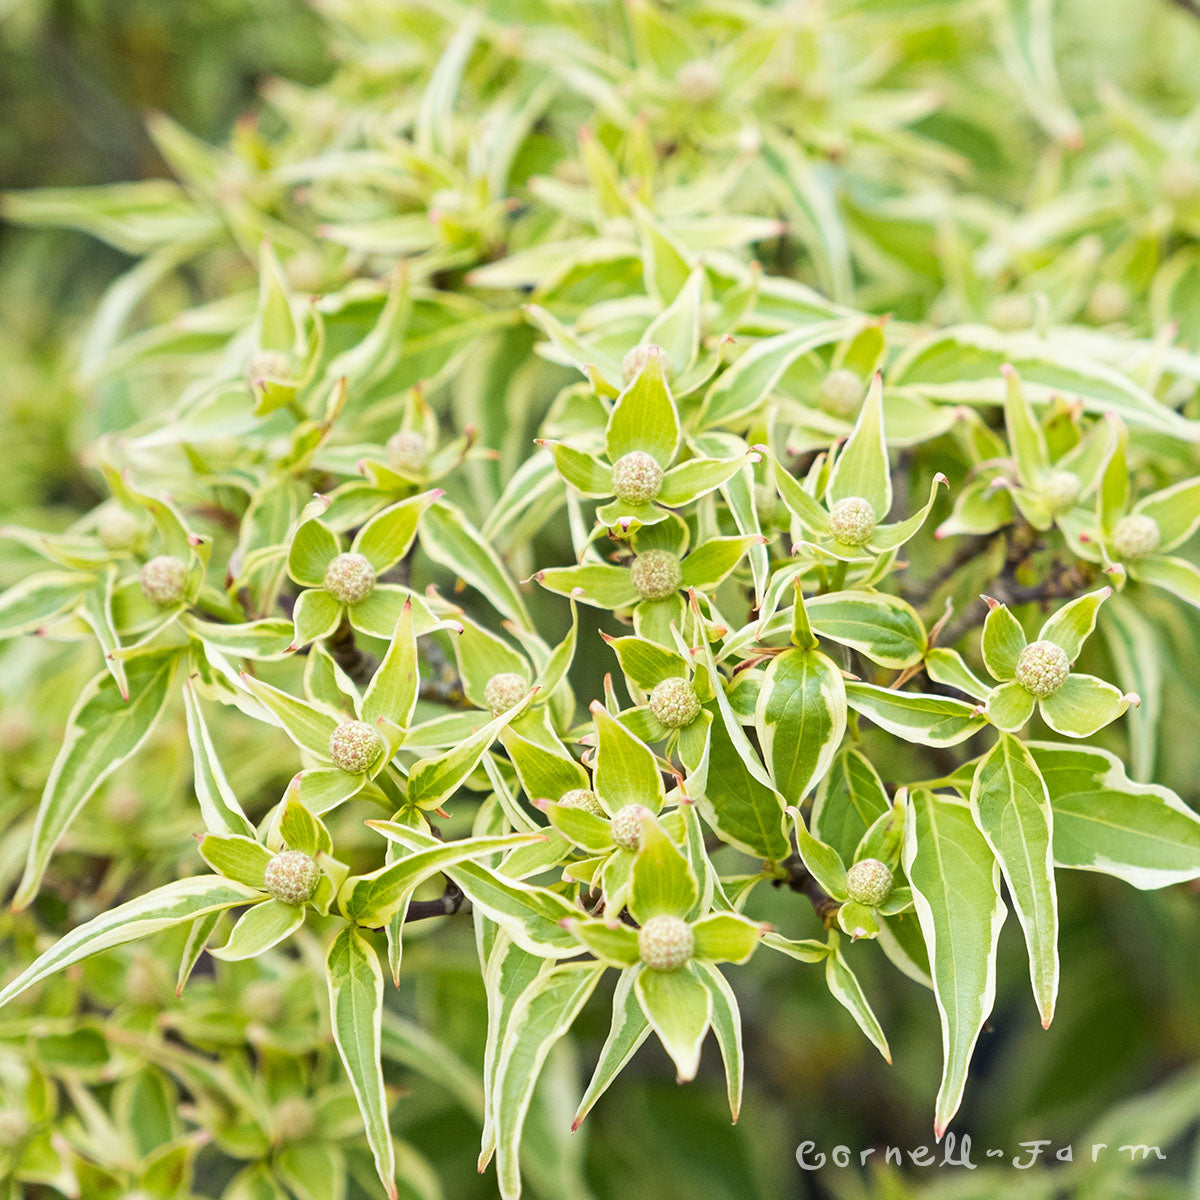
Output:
[{"xmin": 775, "ymin": 854, "xmax": 841, "ymax": 928}]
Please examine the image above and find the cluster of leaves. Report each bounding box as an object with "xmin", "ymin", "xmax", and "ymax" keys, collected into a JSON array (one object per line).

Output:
[{"xmin": 5, "ymin": 1, "xmax": 1200, "ymax": 1198}]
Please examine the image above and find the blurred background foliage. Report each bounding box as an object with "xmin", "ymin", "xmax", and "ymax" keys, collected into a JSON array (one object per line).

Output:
[{"xmin": 4, "ymin": 2, "xmax": 1200, "ymax": 1198}]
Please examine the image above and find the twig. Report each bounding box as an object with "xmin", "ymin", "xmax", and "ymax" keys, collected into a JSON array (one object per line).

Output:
[
  {"xmin": 774, "ymin": 854, "xmax": 841, "ymax": 928},
  {"xmin": 404, "ymin": 882, "xmax": 468, "ymax": 922}
]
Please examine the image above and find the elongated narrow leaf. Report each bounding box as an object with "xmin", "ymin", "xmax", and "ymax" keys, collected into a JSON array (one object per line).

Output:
[
  {"xmin": 0, "ymin": 876, "xmax": 258, "ymax": 1008},
  {"xmin": 845, "ymin": 681, "xmax": 986, "ymax": 746},
  {"xmin": 969, "ymin": 734, "xmax": 1058, "ymax": 1027},
  {"xmin": 422, "ymin": 501, "xmax": 532, "ymax": 629},
  {"xmin": 755, "ymin": 647, "xmax": 845, "ymax": 802},
  {"xmin": 1033, "ymin": 742, "xmax": 1200, "ymax": 887},
  {"xmin": 182, "ymin": 683, "xmax": 255, "ymax": 837},
  {"xmin": 572, "ymin": 970, "xmax": 650, "ymax": 1130},
  {"xmin": 14, "ymin": 648, "xmax": 180, "ymax": 909},
  {"xmin": 326, "ymin": 927, "xmax": 396, "ymax": 1200},
  {"xmin": 903, "ymin": 789, "xmax": 1006, "ymax": 1139},
  {"xmin": 493, "ymin": 962, "xmax": 605, "ymax": 1199},
  {"xmin": 694, "ymin": 961, "xmax": 745, "ymax": 1121},
  {"xmin": 805, "ymin": 591, "xmax": 927, "ymax": 669}
]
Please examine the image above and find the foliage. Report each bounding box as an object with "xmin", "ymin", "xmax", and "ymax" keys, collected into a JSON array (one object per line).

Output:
[{"xmin": 4, "ymin": 1, "xmax": 1200, "ymax": 1198}]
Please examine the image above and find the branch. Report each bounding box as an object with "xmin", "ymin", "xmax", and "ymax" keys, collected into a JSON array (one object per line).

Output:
[
  {"xmin": 774, "ymin": 854, "xmax": 841, "ymax": 928},
  {"xmin": 404, "ymin": 882, "xmax": 469, "ymax": 922}
]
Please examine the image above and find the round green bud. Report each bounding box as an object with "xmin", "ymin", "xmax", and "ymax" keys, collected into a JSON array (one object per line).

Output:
[
  {"xmin": 845, "ymin": 858, "xmax": 894, "ymax": 907},
  {"xmin": 139, "ymin": 555, "xmax": 188, "ymax": 607},
  {"xmin": 1042, "ymin": 470, "xmax": 1081, "ymax": 514},
  {"xmin": 263, "ymin": 850, "xmax": 320, "ymax": 906},
  {"xmin": 272, "ymin": 1095, "xmax": 316, "ymax": 1143},
  {"xmin": 328, "ymin": 720, "xmax": 384, "ymax": 774},
  {"xmin": 611, "ymin": 451, "xmax": 664, "ymax": 505},
  {"xmin": 386, "ymin": 430, "xmax": 428, "ymax": 473},
  {"xmin": 244, "ymin": 349, "xmax": 293, "ymax": 385},
  {"xmin": 323, "ymin": 552, "xmax": 375, "ymax": 605},
  {"xmin": 610, "ymin": 804, "xmax": 648, "ymax": 851},
  {"xmin": 630, "ymin": 549, "xmax": 682, "ymax": 600},
  {"xmin": 988, "ymin": 293, "xmax": 1034, "ymax": 331},
  {"xmin": 827, "ymin": 496, "xmax": 877, "ymax": 546},
  {"xmin": 97, "ymin": 505, "xmax": 141, "ymax": 551},
  {"xmin": 1112, "ymin": 513, "xmax": 1160, "ymax": 561},
  {"xmin": 0, "ymin": 1111, "xmax": 29, "ymax": 1150},
  {"xmin": 676, "ymin": 60, "xmax": 720, "ymax": 105},
  {"xmin": 649, "ymin": 676, "xmax": 701, "ymax": 729},
  {"xmin": 1015, "ymin": 639, "xmax": 1070, "ymax": 697},
  {"xmin": 818, "ymin": 368, "xmax": 865, "ymax": 419},
  {"xmin": 483, "ymin": 672, "xmax": 528, "ymax": 714},
  {"xmin": 1086, "ymin": 280, "xmax": 1130, "ymax": 325},
  {"xmin": 559, "ymin": 788, "xmax": 604, "ymax": 816},
  {"xmin": 638, "ymin": 914, "xmax": 695, "ymax": 971},
  {"xmin": 621, "ymin": 343, "xmax": 671, "ymax": 385}
]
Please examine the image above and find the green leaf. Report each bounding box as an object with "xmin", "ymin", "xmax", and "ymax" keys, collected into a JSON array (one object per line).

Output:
[
  {"xmin": 792, "ymin": 810, "xmax": 849, "ymax": 899},
  {"xmin": 326, "ymin": 927, "xmax": 396, "ymax": 1200},
  {"xmin": 544, "ymin": 442, "xmax": 613, "ymax": 496},
  {"xmin": 287, "ymin": 518, "xmax": 339, "ymax": 588},
  {"xmin": 1038, "ymin": 587, "xmax": 1111, "ymax": 660},
  {"xmin": 0, "ymin": 570, "xmax": 95, "ymax": 638},
  {"xmin": 605, "ymin": 347, "xmax": 679, "ymax": 467},
  {"xmin": 500, "ymin": 726, "xmax": 589, "ymax": 804},
  {"xmin": 845, "ymin": 681, "xmax": 987, "ymax": 746},
  {"xmin": 981, "ymin": 601, "xmax": 1026, "ymax": 680},
  {"xmin": 239, "ymin": 672, "xmax": 339, "ymax": 759},
  {"xmin": 422, "ymin": 500, "xmax": 532, "ymax": 628},
  {"xmin": 755, "ymin": 648, "xmax": 846, "ymax": 802},
  {"xmin": 344, "ymin": 830, "xmax": 542, "ymax": 926},
  {"xmin": 212, "ymin": 899, "xmax": 305, "ymax": 961},
  {"xmin": 811, "ymin": 748, "xmax": 891, "ymax": 864},
  {"xmin": 827, "ymin": 373, "xmax": 891, "ymax": 517},
  {"xmin": 701, "ymin": 322, "xmax": 848, "ymax": 429},
  {"xmin": 903, "ymin": 789, "xmax": 1006, "ymax": 1139},
  {"xmin": 1039, "ymin": 673, "xmax": 1132, "ymax": 738},
  {"xmin": 290, "ymin": 588, "xmax": 342, "ymax": 647},
  {"xmin": 986, "ymin": 680, "xmax": 1037, "ymax": 731},
  {"xmin": 14, "ymin": 648, "xmax": 180, "ymax": 910},
  {"xmin": 563, "ymin": 918, "xmax": 639, "ymax": 967},
  {"xmin": 198, "ymin": 834, "xmax": 271, "ymax": 888},
  {"xmin": 680, "ymin": 535, "xmax": 761, "ymax": 591},
  {"xmin": 630, "ymin": 813, "xmax": 699, "ymax": 922},
  {"xmin": 805, "ymin": 591, "xmax": 927, "ymax": 668},
  {"xmin": 605, "ymin": 634, "xmax": 689, "ymax": 693},
  {"xmin": 1033, "ymin": 742, "xmax": 1200, "ymax": 887},
  {"xmin": 691, "ymin": 913, "xmax": 763, "ymax": 965},
  {"xmin": 351, "ymin": 490, "xmax": 440, "ymax": 573},
  {"xmin": 658, "ymin": 455, "xmax": 750, "ymax": 507},
  {"xmin": 634, "ymin": 962, "xmax": 713, "ymax": 1083},
  {"xmin": 361, "ymin": 600, "xmax": 419, "ymax": 726},
  {"xmin": 694, "ymin": 961, "xmax": 745, "ymax": 1120},
  {"xmin": 573, "ymin": 971, "xmax": 650, "ymax": 1129},
  {"xmin": 1133, "ymin": 474, "xmax": 1200, "ymax": 552},
  {"xmin": 0, "ymin": 876, "xmax": 259, "ymax": 1008},
  {"xmin": 969, "ymin": 734, "xmax": 1059, "ymax": 1027},
  {"xmin": 825, "ymin": 932, "xmax": 891, "ymax": 1062},
  {"xmin": 535, "ymin": 563, "xmax": 639, "ymax": 610},
  {"xmin": 1128, "ymin": 554, "xmax": 1200, "ymax": 609},
  {"xmin": 1001, "ymin": 364, "xmax": 1050, "ymax": 484},
  {"xmin": 591, "ymin": 701, "xmax": 666, "ymax": 816},
  {"xmin": 493, "ymin": 962, "xmax": 606, "ymax": 1200},
  {"xmin": 182, "ymin": 684, "xmax": 255, "ymax": 837}
]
